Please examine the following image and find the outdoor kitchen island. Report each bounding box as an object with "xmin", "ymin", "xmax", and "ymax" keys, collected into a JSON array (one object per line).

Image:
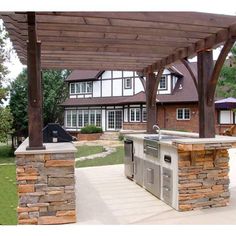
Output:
[{"xmin": 124, "ymin": 131, "xmax": 236, "ymax": 211}]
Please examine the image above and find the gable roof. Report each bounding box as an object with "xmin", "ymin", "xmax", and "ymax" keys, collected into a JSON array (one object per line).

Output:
[
  {"xmin": 157, "ymin": 62, "xmax": 198, "ymax": 103},
  {"xmin": 65, "ymin": 70, "xmax": 104, "ymax": 82}
]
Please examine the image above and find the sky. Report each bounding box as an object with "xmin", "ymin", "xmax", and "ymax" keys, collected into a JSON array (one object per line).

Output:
[{"xmin": 1, "ymin": 0, "xmax": 236, "ymax": 83}]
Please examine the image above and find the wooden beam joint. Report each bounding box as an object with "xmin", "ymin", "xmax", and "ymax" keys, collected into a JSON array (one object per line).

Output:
[{"xmin": 206, "ymin": 37, "xmax": 236, "ymax": 106}]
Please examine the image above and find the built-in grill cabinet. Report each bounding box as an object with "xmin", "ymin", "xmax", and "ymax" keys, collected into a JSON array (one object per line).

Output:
[
  {"xmin": 143, "ymin": 139, "xmax": 159, "ymax": 157},
  {"xmin": 134, "ymin": 156, "xmax": 143, "ymax": 186},
  {"xmin": 124, "ymin": 139, "xmax": 134, "ymax": 179},
  {"xmin": 143, "ymin": 160, "xmax": 161, "ymax": 198},
  {"xmin": 162, "ymin": 167, "xmax": 173, "ymax": 206}
]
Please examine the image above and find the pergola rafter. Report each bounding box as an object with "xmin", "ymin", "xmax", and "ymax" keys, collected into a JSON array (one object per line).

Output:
[
  {"xmin": 1, "ymin": 12, "xmax": 236, "ymax": 72},
  {"xmin": 1, "ymin": 11, "xmax": 236, "ymax": 148}
]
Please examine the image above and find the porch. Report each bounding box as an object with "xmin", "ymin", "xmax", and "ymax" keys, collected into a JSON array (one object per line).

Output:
[{"xmin": 75, "ymin": 149, "xmax": 236, "ymax": 224}]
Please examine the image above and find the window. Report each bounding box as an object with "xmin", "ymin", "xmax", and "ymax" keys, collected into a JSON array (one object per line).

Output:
[
  {"xmin": 70, "ymin": 83, "xmax": 75, "ymax": 94},
  {"xmin": 159, "ymin": 76, "xmax": 167, "ymax": 90},
  {"xmin": 219, "ymin": 110, "xmax": 234, "ymax": 124},
  {"xmin": 70, "ymin": 82, "xmax": 92, "ymax": 94},
  {"xmin": 96, "ymin": 110, "xmax": 102, "ymax": 127},
  {"xmin": 66, "ymin": 110, "xmax": 72, "ymax": 127},
  {"xmin": 66, "ymin": 110, "xmax": 77, "ymax": 127},
  {"xmin": 78, "ymin": 110, "xmax": 83, "ymax": 127},
  {"xmin": 90, "ymin": 110, "xmax": 95, "ymax": 125},
  {"xmin": 84, "ymin": 110, "xmax": 89, "ymax": 126},
  {"xmin": 66, "ymin": 109, "xmax": 102, "ymax": 128},
  {"xmin": 142, "ymin": 108, "xmax": 147, "ymax": 122},
  {"xmin": 130, "ymin": 108, "xmax": 141, "ymax": 122},
  {"xmin": 124, "ymin": 78, "xmax": 132, "ymax": 89},
  {"xmin": 72, "ymin": 111, "xmax": 77, "ymax": 127},
  {"xmin": 177, "ymin": 108, "xmax": 191, "ymax": 120}
]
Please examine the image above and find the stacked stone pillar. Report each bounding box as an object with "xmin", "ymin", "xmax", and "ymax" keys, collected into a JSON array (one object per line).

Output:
[
  {"xmin": 15, "ymin": 142, "xmax": 77, "ymax": 224},
  {"xmin": 176, "ymin": 142, "xmax": 232, "ymax": 211}
]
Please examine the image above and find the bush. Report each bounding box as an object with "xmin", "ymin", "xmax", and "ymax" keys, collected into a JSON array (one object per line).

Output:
[
  {"xmin": 80, "ymin": 125, "xmax": 103, "ymax": 134},
  {"xmin": 118, "ymin": 133, "xmax": 124, "ymax": 141}
]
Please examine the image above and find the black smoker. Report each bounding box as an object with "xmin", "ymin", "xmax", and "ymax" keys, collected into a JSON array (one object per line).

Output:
[{"xmin": 43, "ymin": 123, "xmax": 75, "ymax": 143}]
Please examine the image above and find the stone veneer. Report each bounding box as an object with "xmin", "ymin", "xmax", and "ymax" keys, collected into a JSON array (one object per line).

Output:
[
  {"xmin": 15, "ymin": 141, "xmax": 77, "ymax": 225},
  {"xmin": 176, "ymin": 143, "xmax": 232, "ymax": 211}
]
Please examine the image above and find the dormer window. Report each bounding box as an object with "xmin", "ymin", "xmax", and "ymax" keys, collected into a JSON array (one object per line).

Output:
[
  {"xmin": 70, "ymin": 82, "xmax": 92, "ymax": 94},
  {"xmin": 159, "ymin": 76, "xmax": 167, "ymax": 90},
  {"xmin": 124, "ymin": 78, "xmax": 132, "ymax": 89}
]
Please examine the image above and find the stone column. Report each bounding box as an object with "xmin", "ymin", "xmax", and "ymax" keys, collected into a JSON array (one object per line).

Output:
[
  {"xmin": 177, "ymin": 142, "xmax": 232, "ymax": 211},
  {"xmin": 15, "ymin": 141, "xmax": 77, "ymax": 225}
]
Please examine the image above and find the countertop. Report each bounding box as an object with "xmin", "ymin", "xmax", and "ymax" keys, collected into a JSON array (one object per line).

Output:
[
  {"xmin": 15, "ymin": 138, "xmax": 77, "ymax": 155},
  {"xmin": 124, "ymin": 130, "xmax": 236, "ymax": 145}
]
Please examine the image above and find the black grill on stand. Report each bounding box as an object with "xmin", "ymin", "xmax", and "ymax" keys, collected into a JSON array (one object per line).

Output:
[{"xmin": 43, "ymin": 123, "xmax": 75, "ymax": 143}]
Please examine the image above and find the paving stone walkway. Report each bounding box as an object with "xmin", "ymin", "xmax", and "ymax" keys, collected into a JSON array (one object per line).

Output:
[{"xmin": 74, "ymin": 140, "xmax": 124, "ymax": 161}]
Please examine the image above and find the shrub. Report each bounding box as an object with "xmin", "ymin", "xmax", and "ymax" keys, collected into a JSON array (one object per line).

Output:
[
  {"xmin": 118, "ymin": 133, "xmax": 124, "ymax": 141},
  {"xmin": 80, "ymin": 125, "xmax": 103, "ymax": 134}
]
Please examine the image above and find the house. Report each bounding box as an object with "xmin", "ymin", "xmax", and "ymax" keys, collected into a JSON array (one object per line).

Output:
[{"xmin": 61, "ymin": 62, "xmax": 203, "ymax": 135}]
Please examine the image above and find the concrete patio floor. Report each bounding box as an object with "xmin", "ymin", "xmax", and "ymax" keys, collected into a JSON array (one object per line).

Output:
[{"xmin": 75, "ymin": 149, "xmax": 236, "ymax": 225}]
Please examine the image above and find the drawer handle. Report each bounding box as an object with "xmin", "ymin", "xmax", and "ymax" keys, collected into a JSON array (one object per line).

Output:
[
  {"xmin": 163, "ymin": 187, "xmax": 170, "ymax": 191},
  {"xmin": 163, "ymin": 174, "xmax": 170, "ymax": 178}
]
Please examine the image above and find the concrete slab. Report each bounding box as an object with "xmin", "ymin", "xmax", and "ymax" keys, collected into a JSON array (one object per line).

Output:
[{"xmin": 75, "ymin": 149, "xmax": 236, "ymax": 225}]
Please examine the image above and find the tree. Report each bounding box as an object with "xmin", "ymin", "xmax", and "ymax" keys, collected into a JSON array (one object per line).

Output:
[
  {"xmin": 216, "ymin": 44, "xmax": 236, "ymax": 98},
  {"xmin": 0, "ymin": 22, "xmax": 13, "ymax": 143},
  {"xmin": 0, "ymin": 106, "xmax": 13, "ymax": 143},
  {"xmin": 42, "ymin": 70, "xmax": 70, "ymax": 125},
  {"xmin": 9, "ymin": 69, "xmax": 28, "ymax": 138},
  {"xmin": 9, "ymin": 69, "xmax": 70, "ymax": 138},
  {"xmin": 0, "ymin": 23, "xmax": 9, "ymax": 103}
]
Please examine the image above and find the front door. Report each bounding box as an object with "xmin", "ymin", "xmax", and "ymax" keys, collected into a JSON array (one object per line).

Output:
[{"xmin": 107, "ymin": 110, "xmax": 123, "ymax": 131}]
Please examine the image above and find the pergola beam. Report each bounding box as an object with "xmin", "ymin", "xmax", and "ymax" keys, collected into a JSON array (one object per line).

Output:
[
  {"xmin": 207, "ymin": 37, "xmax": 236, "ymax": 106},
  {"xmin": 26, "ymin": 12, "xmax": 45, "ymax": 150},
  {"xmin": 180, "ymin": 58, "xmax": 198, "ymax": 93}
]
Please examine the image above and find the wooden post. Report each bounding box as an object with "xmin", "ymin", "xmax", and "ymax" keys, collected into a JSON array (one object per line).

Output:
[
  {"xmin": 197, "ymin": 50, "xmax": 215, "ymax": 138},
  {"xmin": 146, "ymin": 72, "xmax": 157, "ymax": 133},
  {"xmin": 26, "ymin": 12, "xmax": 45, "ymax": 150}
]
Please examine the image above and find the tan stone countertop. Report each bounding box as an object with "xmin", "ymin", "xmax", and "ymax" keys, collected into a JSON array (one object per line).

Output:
[{"xmin": 15, "ymin": 138, "xmax": 77, "ymax": 155}]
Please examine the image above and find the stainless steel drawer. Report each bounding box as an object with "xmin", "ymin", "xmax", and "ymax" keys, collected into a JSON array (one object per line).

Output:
[
  {"xmin": 134, "ymin": 156, "xmax": 143, "ymax": 186},
  {"xmin": 143, "ymin": 160, "xmax": 161, "ymax": 198},
  {"xmin": 162, "ymin": 168, "xmax": 172, "ymax": 187},
  {"xmin": 162, "ymin": 186, "xmax": 172, "ymax": 205},
  {"xmin": 162, "ymin": 167, "xmax": 173, "ymax": 205}
]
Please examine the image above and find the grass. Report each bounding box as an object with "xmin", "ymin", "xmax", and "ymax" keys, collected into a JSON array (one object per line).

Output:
[
  {"xmin": 0, "ymin": 145, "xmax": 17, "ymax": 225},
  {"xmin": 76, "ymin": 145, "xmax": 105, "ymax": 158},
  {"xmin": 76, "ymin": 146, "xmax": 124, "ymax": 168},
  {"xmin": 0, "ymin": 145, "xmax": 15, "ymax": 164}
]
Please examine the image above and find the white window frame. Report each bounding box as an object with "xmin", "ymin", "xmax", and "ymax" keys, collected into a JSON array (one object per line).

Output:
[
  {"xmin": 70, "ymin": 83, "xmax": 76, "ymax": 94},
  {"xmin": 124, "ymin": 78, "xmax": 132, "ymax": 89},
  {"xmin": 142, "ymin": 108, "xmax": 147, "ymax": 122},
  {"xmin": 176, "ymin": 108, "xmax": 191, "ymax": 120},
  {"xmin": 130, "ymin": 108, "xmax": 141, "ymax": 122},
  {"xmin": 70, "ymin": 82, "xmax": 92, "ymax": 94},
  {"xmin": 158, "ymin": 76, "xmax": 167, "ymax": 90}
]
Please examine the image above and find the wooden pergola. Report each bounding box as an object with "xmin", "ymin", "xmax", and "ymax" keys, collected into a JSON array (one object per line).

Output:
[{"xmin": 1, "ymin": 12, "xmax": 236, "ymax": 149}]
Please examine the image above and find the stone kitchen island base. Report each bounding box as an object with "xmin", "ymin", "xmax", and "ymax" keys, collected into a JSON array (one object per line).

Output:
[
  {"xmin": 124, "ymin": 131, "xmax": 236, "ymax": 211},
  {"xmin": 15, "ymin": 140, "xmax": 77, "ymax": 224}
]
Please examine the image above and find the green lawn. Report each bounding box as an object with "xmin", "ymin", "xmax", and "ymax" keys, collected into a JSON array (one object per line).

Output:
[
  {"xmin": 0, "ymin": 145, "xmax": 15, "ymax": 164},
  {"xmin": 0, "ymin": 144, "xmax": 125, "ymax": 224},
  {"xmin": 0, "ymin": 145, "xmax": 17, "ymax": 225},
  {"xmin": 76, "ymin": 146, "xmax": 124, "ymax": 168},
  {"xmin": 76, "ymin": 145, "xmax": 105, "ymax": 159}
]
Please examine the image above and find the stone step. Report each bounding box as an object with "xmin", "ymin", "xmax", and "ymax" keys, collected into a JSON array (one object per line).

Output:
[{"xmin": 100, "ymin": 132, "xmax": 119, "ymax": 140}]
